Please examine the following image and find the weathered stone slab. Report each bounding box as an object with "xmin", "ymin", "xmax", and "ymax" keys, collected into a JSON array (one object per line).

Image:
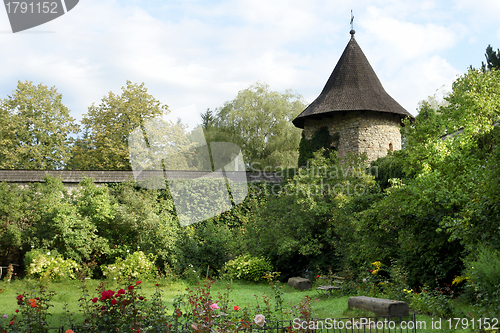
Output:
[
  {"xmin": 288, "ymin": 277, "xmax": 312, "ymax": 291},
  {"xmin": 348, "ymin": 296, "xmax": 409, "ymax": 316}
]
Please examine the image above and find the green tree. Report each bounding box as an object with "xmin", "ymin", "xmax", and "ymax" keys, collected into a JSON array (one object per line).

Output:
[
  {"xmin": 482, "ymin": 45, "xmax": 500, "ymax": 71},
  {"xmin": 344, "ymin": 68, "xmax": 500, "ymax": 289},
  {"xmin": 70, "ymin": 81, "xmax": 169, "ymax": 170},
  {"xmin": 207, "ymin": 82, "xmax": 306, "ymax": 170},
  {"xmin": 0, "ymin": 81, "xmax": 78, "ymax": 169},
  {"xmin": 245, "ymin": 149, "xmax": 378, "ymax": 277}
]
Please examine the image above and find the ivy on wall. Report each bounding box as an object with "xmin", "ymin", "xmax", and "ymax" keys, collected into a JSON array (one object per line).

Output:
[{"xmin": 297, "ymin": 126, "xmax": 339, "ymax": 167}]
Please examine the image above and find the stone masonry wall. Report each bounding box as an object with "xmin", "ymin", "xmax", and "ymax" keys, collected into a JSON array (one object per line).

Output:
[{"xmin": 303, "ymin": 111, "xmax": 402, "ymax": 162}]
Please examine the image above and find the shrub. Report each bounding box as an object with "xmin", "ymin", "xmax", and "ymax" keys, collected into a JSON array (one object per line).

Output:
[
  {"xmin": 78, "ymin": 279, "xmax": 165, "ymax": 332},
  {"xmin": 5, "ymin": 285, "xmax": 56, "ymax": 333},
  {"xmin": 25, "ymin": 249, "xmax": 80, "ymax": 281},
  {"xmin": 101, "ymin": 251, "xmax": 157, "ymax": 281},
  {"xmin": 223, "ymin": 254, "xmax": 273, "ymax": 282},
  {"xmin": 463, "ymin": 246, "xmax": 500, "ymax": 317},
  {"xmin": 406, "ymin": 284, "xmax": 455, "ymax": 317}
]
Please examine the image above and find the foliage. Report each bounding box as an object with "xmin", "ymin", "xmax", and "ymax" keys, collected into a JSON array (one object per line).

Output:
[
  {"xmin": 297, "ymin": 126, "xmax": 338, "ymax": 168},
  {"xmin": 343, "ymin": 68, "xmax": 500, "ymax": 291},
  {"xmin": 405, "ymin": 285, "xmax": 455, "ymax": 317},
  {"xmin": 175, "ymin": 220, "xmax": 237, "ymax": 278},
  {"xmin": 25, "ymin": 250, "xmax": 80, "ymax": 281},
  {"xmin": 78, "ymin": 279, "xmax": 168, "ymax": 332},
  {"xmin": 481, "ymin": 44, "xmax": 500, "ymax": 71},
  {"xmin": 0, "ymin": 182, "xmax": 24, "ymax": 265},
  {"xmin": 246, "ymin": 149, "xmax": 378, "ymax": 277},
  {"xmin": 101, "ymin": 251, "xmax": 158, "ymax": 282},
  {"xmin": 462, "ymin": 246, "xmax": 500, "ymax": 317},
  {"xmin": 4, "ymin": 285, "xmax": 56, "ymax": 333},
  {"xmin": 24, "ymin": 176, "xmax": 109, "ymax": 264},
  {"xmin": 223, "ymin": 254, "xmax": 273, "ymax": 282},
  {"xmin": 369, "ymin": 150, "xmax": 408, "ymax": 190},
  {"xmin": 205, "ymin": 82, "xmax": 306, "ymax": 170},
  {"xmin": 70, "ymin": 81, "xmax": 169, "ymax": 170},
  {"xmin": 0, "ymin": 80, "xmax": 78, "ymax": 170}
]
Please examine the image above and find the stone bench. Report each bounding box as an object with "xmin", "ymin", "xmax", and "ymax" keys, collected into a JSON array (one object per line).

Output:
[
  {"xmin": 288, "ymin": 277, "xmax": 312, "ymax": 291},
  {"xmin": 348, "ymin": 296, "xmax": 409, "ymax": 316}
]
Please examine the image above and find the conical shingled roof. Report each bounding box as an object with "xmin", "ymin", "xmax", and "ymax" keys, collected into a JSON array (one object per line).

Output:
[{"xmin": 293, "ymin": 34, "xmax": 413, "ymax": 129}]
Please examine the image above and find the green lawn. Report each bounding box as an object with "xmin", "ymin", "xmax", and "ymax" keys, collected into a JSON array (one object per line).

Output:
[{"xmin": 0, "ymin": 278, "xmax": 474, "ymax": 333}]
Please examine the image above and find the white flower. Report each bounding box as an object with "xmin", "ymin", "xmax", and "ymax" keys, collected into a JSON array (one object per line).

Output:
[
  {"xmin": 254, "ymin": 314, "xmax": 265, "ymax": 327},
  {"xmin": 47, "ymin": 252, "xmax": 51, "ymax": 255}
]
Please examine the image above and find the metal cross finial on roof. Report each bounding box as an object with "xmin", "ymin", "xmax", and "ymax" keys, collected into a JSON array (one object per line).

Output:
[{"xmin": 350, "ymin": 10, "xmax": 355, "ymax": 36}]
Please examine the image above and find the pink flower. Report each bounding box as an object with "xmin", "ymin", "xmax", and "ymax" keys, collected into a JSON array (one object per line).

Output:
[
  {"xmin": 254, "ymin": 314, "xmax": 265, "ymax": 327},
  {"xmin": 210, "ymin": 303, "xmax": 219, "ymax": 310},
  {"xmin": 234, "ymin": 305, "xmax": 239, "ymax": 311}
]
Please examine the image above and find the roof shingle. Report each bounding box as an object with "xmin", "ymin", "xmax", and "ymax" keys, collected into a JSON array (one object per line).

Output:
[{"xmin": 293, "ymin": 35, "xmax": 414, "ymax": 129}]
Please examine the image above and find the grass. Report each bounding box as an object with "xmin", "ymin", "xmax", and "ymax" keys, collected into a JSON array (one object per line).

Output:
[
  {"xmin": 0, "ymin": 277, "xmax": 353, "ymax": 328},
  {"xmin": 0, "ymin": 278, "xmax": 476, "ymax": 333}
]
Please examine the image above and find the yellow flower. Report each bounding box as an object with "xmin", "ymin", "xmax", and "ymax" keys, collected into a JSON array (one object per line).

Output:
[{"xmin": 452, "ymin": 276, "xmax": 469, "ymax": 285}]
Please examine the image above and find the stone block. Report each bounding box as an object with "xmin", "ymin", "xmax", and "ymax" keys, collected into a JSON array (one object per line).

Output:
[
  {"xmin": 287, "ymin": 277, "xmax": 312, "ymax": 291},
  {"xmin": 348, "ymin": 296, "xmax": 409, "ymax": 316}
]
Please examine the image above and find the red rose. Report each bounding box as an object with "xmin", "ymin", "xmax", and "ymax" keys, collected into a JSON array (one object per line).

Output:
[
  {"xmin": 128, "ymin": 285, "xmax": 134, "ymax": 291},
  {"xmin": 135, "ymin": 280, "xmax": 141, "ymax": 285},
  {"xmin": 92, "ymin": 297, "xmax": 98, "ymax": 303},
  {"xmin": 118, "ymin": 289, "xmax": 126, "ymax": 295},
  {"xmin": 9, "ymin": 320, "xmax": 14, "ymax": 326},
  {"xmin": 111, "ymin": 299, "xmax": 117, "ymax": 305},
  {"xmin": 16, "ymin": 295, "xmax": 23, "ymax": 301},
  {"xmin": 15, "ymin": 309, "xmax": 19, "ymax": 313},
  {"xmin": 234, "ymin": 305, "xmax": 239, "ymax": 311},
  {"xmin": 101, "ymin": 290, "xmax": 114, "ymax": 300},
  {"xmin": 316, "ymin": 275, "xmax": 320, "ymax": 278}
]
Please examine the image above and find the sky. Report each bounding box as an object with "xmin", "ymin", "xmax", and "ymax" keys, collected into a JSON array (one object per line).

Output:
[{"xmin": 1, "ymin": 0, "xmax": 500, "ymax": 133}]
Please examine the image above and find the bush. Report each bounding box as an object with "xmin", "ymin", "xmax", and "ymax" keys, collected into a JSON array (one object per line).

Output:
[
  {"xmin": 223, "ymin": 254, "xmax": 273, "ymax": 282},
  {"xmin": 463, "ymin": 246, "xmax": 500, "ymax": 317},
  {"xmin": 101, "ymin": 251, "xmax": 158, "ymax": 281},
  {"xmin": 25, "ymin": 249, "xmax": 80, "ymax": 281}
]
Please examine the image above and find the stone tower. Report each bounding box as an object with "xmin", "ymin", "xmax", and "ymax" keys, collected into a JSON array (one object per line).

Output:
[{"xmin": 292, "ymin": 30, "xmax": 414, "ymax": 162}]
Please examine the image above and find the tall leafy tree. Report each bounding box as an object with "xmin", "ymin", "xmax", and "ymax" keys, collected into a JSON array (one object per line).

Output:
[
  {"xmin": 70, "ymin": 81, "xmax": 169, "ymax": 170},
  {"xmin": 0, "ymin": 80, "xmax": 78, "ymax": 169},
  {"xmin": 206, "ymin": 82, "xmax": 306, "ymax": 170}
]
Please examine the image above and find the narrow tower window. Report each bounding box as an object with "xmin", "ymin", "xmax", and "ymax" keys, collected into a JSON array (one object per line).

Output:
[{"xmin": 389, "ymin": 142, "xmax": 393, "ymax": 152}]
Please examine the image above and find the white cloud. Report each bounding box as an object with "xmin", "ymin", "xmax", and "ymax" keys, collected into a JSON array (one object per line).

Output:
[{"xmin": 0, "ymin": 0, "xmax": 496, "ymax": 129}]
